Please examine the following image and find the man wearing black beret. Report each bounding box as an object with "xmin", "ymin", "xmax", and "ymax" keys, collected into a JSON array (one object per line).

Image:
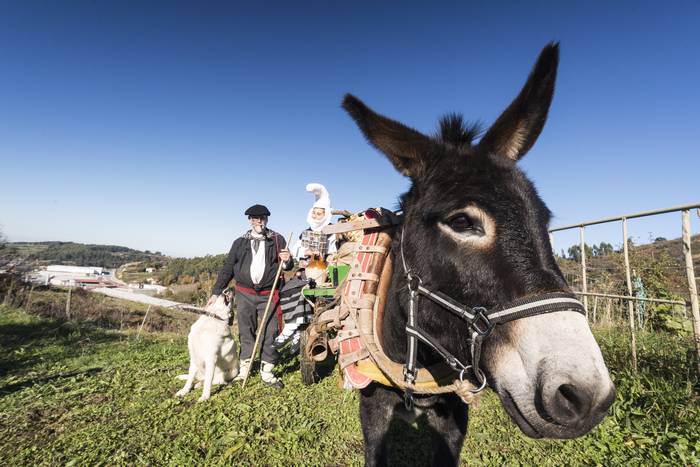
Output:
[{"xmin": 208, "ymin": 204, "xmax": 293, "ymax": 389}]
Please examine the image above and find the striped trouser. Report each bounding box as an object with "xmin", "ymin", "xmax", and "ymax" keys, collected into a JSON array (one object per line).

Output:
[{"xmin": 280, "ymin": 286, "xmax": 306, "ymax": 325}]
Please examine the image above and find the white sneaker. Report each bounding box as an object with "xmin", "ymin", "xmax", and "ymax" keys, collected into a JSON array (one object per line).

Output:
[
  {"xmin": 261, "ymin": 361, "xmax": 284, "ymax": 389},
  {"xmin": 233, "ymin": 359, "xmax": 251, "ymax": 382},
  {"xmin": 274, "ymin": 323, "xmax": 300, "ymax": 350},
  {"xmin": 276, "ymin": 323, "xmax": 299, "ymax": 343}
]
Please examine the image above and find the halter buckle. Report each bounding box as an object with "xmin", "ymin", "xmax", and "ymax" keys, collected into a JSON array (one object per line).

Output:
[
  {"xmin": 403, "ymin": 365, "xmax": 417, "ymax": 384},
  {"xmin": 406, "ymin": 272, "xmax": 422, "ymax": 292},
  {"xmin": 447, "ymin": 357, "xmax": 460, "ymax": 371},
  {"xmin": 470, "ymin": 307, "xmax": 493, "ymax": 336}
]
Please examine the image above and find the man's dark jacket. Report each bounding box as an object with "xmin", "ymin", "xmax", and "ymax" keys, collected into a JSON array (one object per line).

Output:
[{"xmin": 212, "ymin": 230, "xmax": 293, "ymax": 295}]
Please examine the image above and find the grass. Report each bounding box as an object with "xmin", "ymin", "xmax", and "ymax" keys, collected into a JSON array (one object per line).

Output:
[{"xmin": 1, "ymin": 305, "xmax": 698, "ymax": 466}]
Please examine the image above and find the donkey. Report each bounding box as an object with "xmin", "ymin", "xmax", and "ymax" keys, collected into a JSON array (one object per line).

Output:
[{"xmin": 342, "ymin": 43, "xmax": 615, "ymax": 466}]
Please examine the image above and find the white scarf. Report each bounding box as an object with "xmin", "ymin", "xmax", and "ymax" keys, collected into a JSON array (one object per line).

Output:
[
  {"xmin": 249, "ymin": 231, "xmax": 266, "ymax": 285},
  {"xmin": 305, "ymin": 183, "xmax": 332, "ymax": 232},
  {"xmin": 306, "ymin": 207, "xmax": 331, "ymax": 232}
]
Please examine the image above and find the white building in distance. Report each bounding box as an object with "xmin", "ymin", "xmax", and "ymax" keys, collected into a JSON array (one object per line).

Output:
[
  {"xmin": 46, "ymin": 265, "xmax": 104, "ymax": 276},
  {"xmin": 31, "ymin": 265, "xmax": 114, "ymax": 287}
]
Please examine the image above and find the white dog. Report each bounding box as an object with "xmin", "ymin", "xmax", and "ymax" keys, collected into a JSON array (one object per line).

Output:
[{"xmin": 175, "ymin": 291, "xmax": 239, "ymax": 401}]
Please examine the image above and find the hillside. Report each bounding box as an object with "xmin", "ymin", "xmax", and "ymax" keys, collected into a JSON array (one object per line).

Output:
[
  {"xmin": 157, "ymin": 254, "xmax": 226, "ymax": 286},
  {"xmin": 0, "ymin": 241, "xmax": 167, "ymax": 270},
  {"xmin": 557, "ymin": 234, "xmax": 700, "ymax": 302}
]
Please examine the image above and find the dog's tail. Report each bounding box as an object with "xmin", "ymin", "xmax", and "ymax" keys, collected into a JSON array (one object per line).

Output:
[{"xmin": 176, "ymin": 374, "xmax": 189, "ymax": 380}]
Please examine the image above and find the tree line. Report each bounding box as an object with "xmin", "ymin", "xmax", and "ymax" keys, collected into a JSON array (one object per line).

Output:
[
  {"xmin": 562, "ymin": 242, "xmax": 615, "ymax": 262},
  {"xmin": 22, "ymin": 242, "xmax": 165, "ymax": 268},
  {"xmin": 157, "ymin": 254, "xmax": 226, "ymax": 286}
]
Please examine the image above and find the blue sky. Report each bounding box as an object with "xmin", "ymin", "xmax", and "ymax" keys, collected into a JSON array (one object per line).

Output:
[{"xmin": 1, "ymin": 1, "xmax": 698, "ymax": 257}]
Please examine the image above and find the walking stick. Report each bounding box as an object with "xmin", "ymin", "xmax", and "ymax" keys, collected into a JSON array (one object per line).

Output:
[{"xmin": 242, "ymin": 232, "xmax": 293, "ymax": 388}]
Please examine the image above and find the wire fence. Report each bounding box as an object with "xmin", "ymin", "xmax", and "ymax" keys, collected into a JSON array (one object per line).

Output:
[{"xmin": 550, "ymin": 202, "xmax": 700, "ymax": 376}]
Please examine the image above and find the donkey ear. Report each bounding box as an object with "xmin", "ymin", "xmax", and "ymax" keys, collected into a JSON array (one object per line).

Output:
[
  {"xmin": 478, "ymin": 42, "xmax": 559, "ymax": 161},
  {"xmin": 342, "ymin": 94, "xmax": 434, "ymax": 178}
]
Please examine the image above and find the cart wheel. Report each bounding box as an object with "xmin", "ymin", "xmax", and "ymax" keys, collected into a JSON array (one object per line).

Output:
[{"xmin": 300, "ymin": 328, "xmax": 316, "ymax": 385}]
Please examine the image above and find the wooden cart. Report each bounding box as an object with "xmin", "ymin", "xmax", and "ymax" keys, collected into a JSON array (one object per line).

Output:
[{"xmin": 298, "ymin": 264, "xmax": 349, "ymax": 384}]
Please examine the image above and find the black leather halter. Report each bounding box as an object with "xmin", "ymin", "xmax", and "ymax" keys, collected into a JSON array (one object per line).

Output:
[{"xmin": 398, "ymin": 228, "xmax": 585, "ymax": 407}]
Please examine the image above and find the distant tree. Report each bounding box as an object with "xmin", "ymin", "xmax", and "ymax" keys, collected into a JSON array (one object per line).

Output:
[
  {"xmin": 654, "ymin": 237, "xmax": 667, "ymax": 243},
  {"xmin": 0, "ymin": 228, "xmax": 6, "ymax": 250},
  {"xmin": 567, "ymin": 243, "xmax": 593, "ymax": 262},
  {"xmin": 158, "ymin": 254, "xmax": 226, "ymax": 286},
  {"xmin": 591, "ymin": 242, "xmax": 613, "ymax": 257},
  {"xmin": 567, "ymin": 245, "xmax": 580, "ymax": 262}
]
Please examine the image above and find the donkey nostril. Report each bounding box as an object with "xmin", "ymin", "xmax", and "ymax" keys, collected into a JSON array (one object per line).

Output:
[{"xmin": 552, "ymin": 383, "xmax": 592, "ymax": 424}]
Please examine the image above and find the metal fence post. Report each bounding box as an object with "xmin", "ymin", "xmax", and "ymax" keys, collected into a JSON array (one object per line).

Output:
[
  {"xmin": 622, "ymin": 217, "xmax": 637, "ymax": 372},
  {"xmin": 549, "ymin": 233, "xmax": 555, "ymax": 256},
  {"xmin": 592, "ymin": 295, "xmax": 598, "ymax": 323},
  {"xmin": 579, "ymin": 226, "xmax": 588, "ymax": 318},
  {"xmin": 681, "ymin": 210, "xmax": 700, "ymax": 376}
]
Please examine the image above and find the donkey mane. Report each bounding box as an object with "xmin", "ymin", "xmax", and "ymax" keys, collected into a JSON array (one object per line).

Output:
[{"xmin": 434, "ymin": 113, "xmax": 482, "ymax": 150}]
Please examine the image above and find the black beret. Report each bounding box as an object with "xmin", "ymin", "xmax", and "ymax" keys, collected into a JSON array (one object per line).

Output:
[{"xmin": 244, "ymin": 204, "xmax": 271, "ymax": 216}]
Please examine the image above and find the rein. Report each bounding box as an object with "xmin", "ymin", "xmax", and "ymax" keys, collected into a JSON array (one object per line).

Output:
[
  {"xmin": 398, "ymin": 227, "xmax": 586, "ymax": 408},
  {"xmin": 168, "ymin": 289, "xmax": 235, "ymax": 324},
  {"xmin": 171, "ymin": 304, "xmax": 230, "ymax": 323}
]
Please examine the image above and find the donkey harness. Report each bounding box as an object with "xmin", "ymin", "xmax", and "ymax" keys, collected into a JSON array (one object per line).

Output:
[{"xmin": 310, "ymin": 208, "xmax": 586, "ymax": 407}]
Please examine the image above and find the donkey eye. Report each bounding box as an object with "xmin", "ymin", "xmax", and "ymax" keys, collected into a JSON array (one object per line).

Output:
[
  {"xmin": 438, "ymin": 206, "xmax": 492, "ymax": 246},
  {"xmin": 447, "ymin": 214, "xmax": 474, "ymax": 233}
]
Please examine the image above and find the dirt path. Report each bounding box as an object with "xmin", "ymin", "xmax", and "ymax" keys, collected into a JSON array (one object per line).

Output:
[{"xmin": 91, "ymin": 287, "xmax": 187, "ymax": 308}]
